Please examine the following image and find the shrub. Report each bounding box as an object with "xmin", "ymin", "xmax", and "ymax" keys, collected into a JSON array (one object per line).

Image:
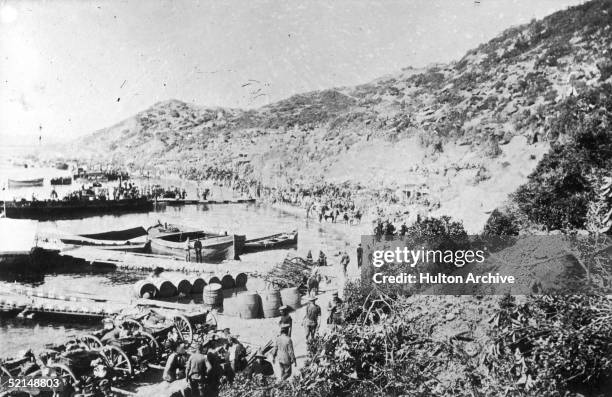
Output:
[{"xmin": 483, "ymin": 209, "xmax": 519, "ymax": 236}]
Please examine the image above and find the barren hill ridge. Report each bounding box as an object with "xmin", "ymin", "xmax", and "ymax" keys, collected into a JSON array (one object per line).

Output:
[{"xmin": 72, "ymin": 0, "xmax": 612, "ymax": 232}]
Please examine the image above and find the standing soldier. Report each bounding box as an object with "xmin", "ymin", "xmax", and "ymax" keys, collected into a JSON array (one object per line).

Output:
[
  {"xmin": 271, "ymin": 324, "xmax": 296, "ymax": 380},
  {"xmin": 356, "ymin": 243, "xmax": 363, "ymax": 269},
  {"xmin": 303, "ymin": 296, "xmax": 321, "ymax": 341},
  {"xmin": 327, "ymin": 291, "xmax": 343, "ymax": 329},
  {"xmin": 186, "ymin": 342, "xmax": 208, "ymax": 397},
  {"xmin": 278, "ymin": 306, "xmax": 293, "ymax": 336},
  {"xmin": 194, "ymin": 239, "xmax": 203, "ymax": 263},
  {"xmin": 185, "ymin": 237, "xmax": 191, "ymax": 262},
  {"xmin": 340, "ymin": 251, "xmax": 350, "ymax": 276}
]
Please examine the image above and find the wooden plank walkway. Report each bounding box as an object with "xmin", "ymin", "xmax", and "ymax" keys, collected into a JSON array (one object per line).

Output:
[{"xmin": 58, "ymin": 246, "xmax": 261, "ymax": 275}]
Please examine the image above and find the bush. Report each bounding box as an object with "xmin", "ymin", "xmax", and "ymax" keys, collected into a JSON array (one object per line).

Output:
[
  {"xmin": 514, "ymin": 85, "xmax": 612, "ymax": 230},
  {"xmin": 485, "ymin": 295, "xmax": 612, "ymax": 395},
  {"xmin": 483, "ymin": 209, "xmax": 519, "ymax": 236}
]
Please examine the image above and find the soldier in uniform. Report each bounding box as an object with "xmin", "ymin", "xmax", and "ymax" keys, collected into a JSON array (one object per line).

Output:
[
  {"xmin": 271, "ymin": 324, "xmax": 297, "ymax": 380},
  {"xmin": 303, "ymin": 296, "xmax": 321, "ymax": 340},
  {"xmin": 278, "ymin": 306, "xmax": 293, "ymax": 336}
]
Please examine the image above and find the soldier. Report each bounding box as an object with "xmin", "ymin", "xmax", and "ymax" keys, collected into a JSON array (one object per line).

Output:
[
  {"xmin": 186, "ymin": 342, "xmax": 208, "ymax": 397},
  {"xmin": 271, "ymin": 324, "xmax": 296, "ymax": 380},
  {"xmin": 245, "ymin": 350, "xmax": 274, "ymax": 378},
  {"xmin": 327, "ymin": 291, "xmax": 344, "ymax": 329},
  {"xmin": 303, "ymin": 296, "xmax": 321, "ymax": 340},
  {"xmin": 194, "ymin": 239, "xmax": 203, "ymax": 263},
  {"xmin": 163, "ymin": 342, "xmax": 188, "ymax": 383},
  {"xmin": 340, "ymin": 251, "xmax": 350, "ymax": 276},
  {"xmin": 278, "ymin": 306, "xmax": 293, "ymax": 336},
  {"xmin": 356, "ymin": 243, "xmax": 363, "ymax": 268}
]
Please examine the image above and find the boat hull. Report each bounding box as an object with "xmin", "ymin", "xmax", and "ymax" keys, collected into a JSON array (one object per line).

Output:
[
  {"xmin": 150, "ymin": 231, "xmax": 245, "ymax": 261},
  {"xmin": 243, "ymin": 231, "xmax": 298, "ymax": 254},
  {"xmin": 2, "ymin": 198, "xmax": 154, "ymax": 220},
  {"xmin": 7, "ymin": 178, "xmax": 44, "ymax": 188}
]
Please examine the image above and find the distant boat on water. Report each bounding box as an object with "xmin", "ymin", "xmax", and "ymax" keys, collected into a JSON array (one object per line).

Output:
[
  {"xmin": 1, "ymin": 198, "xmax": 154, "ymax": 220},
  {"xmin": 60, "ymin": 226, "xmax": 150, "ymax": 252},
  {"xmin": 7, "ymin": 178, "xmax": 44, "ymax": 188}
]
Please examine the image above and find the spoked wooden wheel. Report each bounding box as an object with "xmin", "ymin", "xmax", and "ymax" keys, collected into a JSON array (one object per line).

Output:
[
  {"xmin": 173, "ymin": 315, "xmax": 193, "ymax": 345},
  {"xmin": 45, "ymin": 364, "xmax": 79, "ymax": 386},
  {"xmin": 100, "ymin": 345, "xmax": 133, "ymax": 377},
  {"xmin": 0, "ymin": 366, "xmax": 12, "ymax": 389},
  {"xmin": 79, "ymin": 334, "xmax": 103, "ymax": 350},
  {"xmin": 140, "ymin": 331, "xmax": 161, "ymax": 362},
  {"xmin": 121, "ymin": 318, "xmax": 143, "ymax": 331}
]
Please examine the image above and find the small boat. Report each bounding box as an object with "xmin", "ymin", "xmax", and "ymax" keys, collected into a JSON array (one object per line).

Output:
[
  {"xmin": 243, "ymin": 230, "xmax": 298, "ymax": 254},
  {"xmin": 50, "ymin": 176, "xmax": 72, "ymax": 185},
  {"xmin": 60, "ymin": 226, "xmax": 150, "ymax": 252},
  {"xmin": 55, "ymin": 162, "xmax": 69, "ymax": 170},
  {"xmin": 150, "ymin": 229, "xmax": 245, "ymax": 262},
  {"xmin": 7, "ymin": 178, "xmax": 44, "ymax": 188}
]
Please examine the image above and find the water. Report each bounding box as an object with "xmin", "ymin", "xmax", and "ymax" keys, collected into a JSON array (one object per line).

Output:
[{"xmin": 0, "ymin": 201, "xmax": 353, "ymax": 357}]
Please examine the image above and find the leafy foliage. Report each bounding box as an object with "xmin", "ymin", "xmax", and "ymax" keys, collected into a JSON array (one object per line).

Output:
[{"xmin": 513, "ymin": 85, "xmax": 612, "ymax": 230}]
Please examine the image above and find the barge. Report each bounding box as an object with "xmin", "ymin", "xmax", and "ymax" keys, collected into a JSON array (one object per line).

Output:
[{"xmin": 1, "ymin": 198, "xmax": 154, "ymax": 220}]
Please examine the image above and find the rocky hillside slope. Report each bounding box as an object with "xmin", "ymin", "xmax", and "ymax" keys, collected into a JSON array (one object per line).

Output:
[{"xmin": 72, "ymin": 0, "xmax": 612, "ymax": 232}]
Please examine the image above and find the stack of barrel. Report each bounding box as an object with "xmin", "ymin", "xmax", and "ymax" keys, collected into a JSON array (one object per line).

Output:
[
  {"xmin": 133, "ymin": 272, "xmax": 248, "ymax": 301},
  {"xmin": 229, "ymin": 286, "xmax": 302, "ymax": 320}
]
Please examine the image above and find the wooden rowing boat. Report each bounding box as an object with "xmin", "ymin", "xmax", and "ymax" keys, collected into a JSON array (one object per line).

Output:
[
  {"xmin": 243, "ymin": 230, "xmax": 298, "ymax": 254},
  {"xmin": 7, "ymin": 178, "xmax": 44, "ymax": 188},
  {"xmin": 60, "ymin": 226, "xmax": 150, "ymax": 252},
  {"xmin": 150, "ymin": 230, "xmax": 245, "ymax": 261}
]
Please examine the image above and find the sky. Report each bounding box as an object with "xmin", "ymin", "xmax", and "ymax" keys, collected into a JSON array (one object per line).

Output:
[{"xmin": 0, "ymin": 0, "xmax": 585, "ymax": 143}]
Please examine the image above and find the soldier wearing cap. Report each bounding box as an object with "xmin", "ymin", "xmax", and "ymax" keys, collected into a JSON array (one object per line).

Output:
[
  {"xmin": 303, "ymin": 296, "xmax": 321, "ymax": 340},
  {"xmin": 271, "ymin": 324, "xmax": 297, "ymax": 380},
  {"xmin": 327, "ymin": 291, "xmax": 343, "ymax": 328},
  {"xmin": 278, "ymin": 306, "xmax": 293, "ymax": 336},
  {"xmin": 163, "ymin": 342, "xmax": 188, "ymax": 383},
  {"xmin": 186, "ymin": 341, "xmax": 209, "ymax": 397},
  {"xmin": 245, "ymin": 350, "xmax": 274, "ymax": 378}
]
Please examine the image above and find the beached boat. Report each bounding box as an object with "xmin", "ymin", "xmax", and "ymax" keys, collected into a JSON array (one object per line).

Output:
[
  {"xmin": 50, "ymin": 176, "xmax": 72, "ymax": 185},
  {"xmin": 7, "ymin": 178, "xmax": 44, "ymax": 188},
  {"xmin": 1, "ymin": 198, "xmax": 154, "ymax": 220},
  {"xmin": 150, "ymin": 229, "xmax": 245, "ymax": 261},
  {"xmin": 243, "ymin": 230, "xmax": 298, "ymax": 254},
  {"xmin": 60, "ymin": 226, "xmax": 150, "ymax": 252}
]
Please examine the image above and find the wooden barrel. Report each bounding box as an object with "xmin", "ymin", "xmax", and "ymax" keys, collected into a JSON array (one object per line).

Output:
[
  {"xmin": 167, "ymin": 276, "xmax": 192, "ymax": 296},
  {"xmin": 221, "ymin": 275, "xmax": 235, "ymax": 289},
  {"xmin": 203, "ymin": 284, "xmax": 223, "ymax": 309},
  {"xmin": 238, "ymin": 292, "xmax": 261, "ymax": 319},
  {"xmin": 261, "ymin": 289, "xmax": 281, "ymax": 318},
  {"xmin": 190, "ymin": 277, "xmax": 206, "ymax": 294},
  {"xmin": 208, "ymin": 276, "xmax": 221, "ymax": 285},
  {"xmin": 235, "ymin": 273, "xmax": 248, "ymax": 288},
  {"xmin": 152, "ymin": 279, "xmax": 178, "ymax": 298},
  {"xmin": 134, "ymin": 280, "xmax": 158, "ymax": 299},
  {"xmin": 280, "ymin": 287, "xmax": 301, "ymax": 310}
]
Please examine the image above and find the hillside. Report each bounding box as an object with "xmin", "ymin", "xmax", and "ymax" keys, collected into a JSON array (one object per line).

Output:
[{"xmin": 71, "ymin": 0, "xmax": 612, "ymax": 232}]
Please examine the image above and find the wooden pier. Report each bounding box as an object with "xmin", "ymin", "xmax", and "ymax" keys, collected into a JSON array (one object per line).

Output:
[{"xmin": 58, "ymin": 246, "xmax": 262, "ymax": 275}]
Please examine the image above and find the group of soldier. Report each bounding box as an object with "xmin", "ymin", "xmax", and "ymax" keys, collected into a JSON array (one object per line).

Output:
[{"xmin": 162, "ymin": 328, "xmax": 247, "ymax": 397}]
